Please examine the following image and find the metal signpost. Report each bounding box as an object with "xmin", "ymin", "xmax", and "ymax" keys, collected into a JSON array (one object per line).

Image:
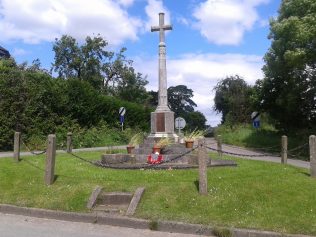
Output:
[
  {"xmin": 251, "ymin": 111, "xmax": 260, "ymax": 129},
  {"xmin": 119, "ymin": 107, "xmax": 126, "ymax": 131},
  {"xmin": 175, "ymin": 117, "xmax": 186, "ymax": 134}
]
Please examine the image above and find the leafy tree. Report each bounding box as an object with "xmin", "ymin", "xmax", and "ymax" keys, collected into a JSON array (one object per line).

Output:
[
  {"xmin": 214, "ymin": 75, "xmax": 253, "ymax": 124},
  {"xmin": 168, "ymin": 85, "xmax": 197, "ymax": 117},
  {"xmin": 113, "ymin": 68, "xmax": 150, "ymax": 104},
  {"xmin": 0, "ymin": 58, "xmax": 151, "ymax": 150},
  {"xmin": 148, "ymin": 85, "xmax": 197, "ymax": 116},
  {"xmin": 184, "ymin": 111, "xmax": 206, "ymax": 130},
  {"xmin": 51, "ymin": 35, "xmax": 149, "ymax": 104},
  {"xmin": 260, "ymin": 0, "xmax": 316, "ymax": 130},
  {"xmin": 148, "ymin": 90, "xmax": 158, "ymax": 107}
]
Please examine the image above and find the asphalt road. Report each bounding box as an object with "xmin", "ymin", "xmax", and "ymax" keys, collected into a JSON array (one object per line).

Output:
[
  {"xmin": 205, "ymin": 138, "xmax": 309, "ymax": 169},
  {"xmin": 0, "ymin": 213, "xmax": 208, "ymax": 237}
]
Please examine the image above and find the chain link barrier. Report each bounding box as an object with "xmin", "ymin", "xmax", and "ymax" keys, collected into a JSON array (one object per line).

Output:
[
  {"xmin": 66, "ymin": 146, "xmax": 198, "ymax": 170},
  {"xmin": 218, "ymin": 142, "xmax": 280, "ymax": 153},
  {"xmin": 288, "ymin": 143, "xmax": 308, "ymax": 152},
  {"xmin": 287, "ymin": 143, "xmax": 308, "ymax": 159},
  {"xmin": 22, "ymin": 140, "xmax": 46, "ymax": 155},
  {"xmin": 206, "ymin": 142, "xmax": 310, "ymax": 159},
  {"xmin": 205, "ymin": 145, "xmax": 280, "ymax": 157}
]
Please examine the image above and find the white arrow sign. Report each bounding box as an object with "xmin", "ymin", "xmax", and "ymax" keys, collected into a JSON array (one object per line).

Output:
[{"xmin": 119, "ymin": 107, "xmax": 126, "ymax": 116}]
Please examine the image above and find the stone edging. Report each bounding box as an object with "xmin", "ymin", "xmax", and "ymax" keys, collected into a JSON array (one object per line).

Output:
[{"xmin": 0, "ymin": 204, "xmax": 314, "ymax": 237}]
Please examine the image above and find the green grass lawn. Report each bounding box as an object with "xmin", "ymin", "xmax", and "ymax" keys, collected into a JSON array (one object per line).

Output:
[
  {"xmin": 215, "ymin": 125, "xmax": 310, "ymax": 160},
  {"xmin": 0, "ymin": 151, "xmax": 316, "ymax": 235}
]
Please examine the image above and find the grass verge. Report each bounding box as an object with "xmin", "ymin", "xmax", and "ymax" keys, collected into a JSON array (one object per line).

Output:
[
  {"xmin": 0, "ymin": 151, "xmax": 316, "ymax": 235},
  {"xmin": 215, "ymin": 124, "xmax": 309, "ymax": 160}
]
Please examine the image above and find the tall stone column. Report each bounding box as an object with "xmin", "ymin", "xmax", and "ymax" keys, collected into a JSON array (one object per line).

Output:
[{"xmin": 149, "ymin": 13, "xmax": 178, "ymax": 140}]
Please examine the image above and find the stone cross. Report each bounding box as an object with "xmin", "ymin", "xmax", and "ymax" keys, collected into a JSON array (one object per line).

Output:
[{"xmin": 151, "ymin": 13, "xmax": 172, "ymax": 112}]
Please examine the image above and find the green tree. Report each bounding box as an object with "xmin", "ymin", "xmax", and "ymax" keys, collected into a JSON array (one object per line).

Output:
[
  {"xmin": 52, "ymin": 35, "xmax": 149, "ymax": 103},
  {"xmin": 260, "ymin": 0, "xmax": 316, "ymax": 130},
  {"xmin": 184, "ymin": 111, "xmax": 206, "ymax": 131},
  {"xmin": 214, "ymin": 75, "xmax": 253, "ymax": 124},
  {"xmin": 148, "ymin": 85, "xmax": 197, "ymax": 116},
  {"xmin": 168, "ymin": 85, "xmax": 197, "ymax": 117},
  {"xmin": 0, "ymin": 58, "xmax": 69, "ymax": 150},
  {"xmin": 113, "ymin": 68, "xmax": 150, "ymax": 104}
]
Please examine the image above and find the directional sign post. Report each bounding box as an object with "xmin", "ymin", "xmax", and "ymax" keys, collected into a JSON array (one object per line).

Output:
[
  {"xmin": 175, "ymin": 117, "xmax": 186, "ymax": 135},
  {"xmin": 251, "ymin": 111, "xmax": 260, "ymax": 129},
  {"xmin": 119, "ymin": 107, "xmax": 126, "ymax": 131}
]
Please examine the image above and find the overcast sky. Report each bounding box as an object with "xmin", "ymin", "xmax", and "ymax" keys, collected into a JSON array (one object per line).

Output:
[{"xmin": 0, "ymin": 0, "xmax": 281, "ymax": 126}]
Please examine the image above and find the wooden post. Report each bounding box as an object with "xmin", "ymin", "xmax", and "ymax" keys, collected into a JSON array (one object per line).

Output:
[
  {"xmin": 45, "ymin": 134, "xmax": 56, "ymax": 185},
  {"xmin": 217, "ymin": 135, "xmax": 222, "ymax": 158},
  {"xmin": 281, "ymin": 135, "xmax": 287, "ymax": 164},
  {"xmin": 66, "ymin": 132, "xmax": 72, "ymax": 153},
  {"xmin": 198, "ymin": 139, "xmax": 208, "ymax": 195},
  {"xmin": 309, "ymin": 135, "xmax": 316, "ymax": 177},
  {"xmin": 13, "ymin": 132, "xmax": 21, "ymax": 162}
]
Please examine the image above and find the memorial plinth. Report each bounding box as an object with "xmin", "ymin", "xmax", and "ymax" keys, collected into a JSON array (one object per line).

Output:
[{"xmin": 150, "ymin": 110, "xmax": 177, "ymax": 139}]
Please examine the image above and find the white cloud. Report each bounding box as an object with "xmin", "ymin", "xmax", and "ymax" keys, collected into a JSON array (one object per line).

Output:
[
  {"xmin": 12, "ymin": 48, "xmax": 28, "ymax": 56},
  {"xmin": 0, "ymin": 0, "xmax": 141, "ymax": 45},
  {"xmin": 133, "ymin": 53, "xmax": 264, "ymax": 126},
  {"xmin": 176, "ymin": 16, "xmax": 190, "ymax": 26},
  {"xmin": 117, "ymin": 0, "xmax": 135, "ymax": 7},
  {"xmin": 144, "ymin": 0, "xmax": 171, "ymax": 31},
  {"xmin": 193, "ymin": 0, "xmax": 269, "ymax": 45}
]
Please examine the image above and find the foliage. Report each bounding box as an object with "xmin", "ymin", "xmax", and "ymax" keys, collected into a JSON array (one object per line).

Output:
[
  {"xmin": 212, "ymin": 227, "xmax": 232, "ymax": 237},
  {"xmin": 128, "ymin": 132, "xmax": 145, "ymax": 146},
  {"xmin": 215, "ymin": 124, "xmax": 309, "ymax": 160},
  {"xmin": 168, "ymin": 85, "xmax": 197, "ymax": 116},
  {"xmin": 214, "ymin": 75, "xmax": 253, "ymax": 125},
  {"xmin": 114, "ymin": 67, "xmax": 150, "ymax": 104},
  {"xmin": 51, "ymin": 35, "xmax": 149, "ymax": 104},
  {"xmin": 149, "ymin": 85, "xmax": 206, "ymax": 130},
  {"xmin": 259, "ymin": 0, "xmax": 316, "ymax": 130},
  {"xmin": 155, "ymin": 137, "xmax": 172, "ymax": 148},
  {"xmin": 184, "ymin": 128, "xmax": 205, "ymax": 141},
  {"xmin": 184, "ymin": 111, "xmax": 207, "ymax": 130},
  {"xmin": 1, "ymin": 153, "xmax": 316, "ymax": 235},
  {"xmin": 0, "ymin": 58, "xmax": 151, "ymax": 151},
  {"xmin": 149, "ymin": 85, "xmax": 197, "ymax": 116}
]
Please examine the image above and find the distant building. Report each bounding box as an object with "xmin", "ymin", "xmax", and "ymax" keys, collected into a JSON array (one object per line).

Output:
[{"xmin": 0, "ymin": 46, "xmax": 10, "ymax": 58}]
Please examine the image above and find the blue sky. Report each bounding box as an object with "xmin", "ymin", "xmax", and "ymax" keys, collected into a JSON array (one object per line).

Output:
[{"xmin": 0, "ymin": 0, "xmax": 281, "ymax": 125}]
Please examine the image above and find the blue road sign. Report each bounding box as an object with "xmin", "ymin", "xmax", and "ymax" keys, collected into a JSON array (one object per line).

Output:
[
  {"xmin": 120, "ymin": 115, "xmax": 124, "ymax": 124},
  {"xmin": 253, "ymin": 121, "xmax": 260, "ymax": 129}
]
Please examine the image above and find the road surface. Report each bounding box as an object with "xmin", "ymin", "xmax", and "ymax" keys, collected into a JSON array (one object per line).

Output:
[
  {"xmin": 0, "ymin": 213, "xmax": 208, "ymax": 237},
  {"xmin": 205, "ymin": 138, "xmax": 309, "ymax": 169}
]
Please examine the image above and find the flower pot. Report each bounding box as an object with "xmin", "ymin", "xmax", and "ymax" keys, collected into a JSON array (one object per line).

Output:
[
  {"xmin": 126, "ymin": 145, "xmax": 135, "ymax": 154},
  {"xmin": 185, "ymin": 140, "xmax": 194, "ymax": 148},
  {"xmin": 152, "ymin": 145, "xmax": 161, "ymax": 154}
]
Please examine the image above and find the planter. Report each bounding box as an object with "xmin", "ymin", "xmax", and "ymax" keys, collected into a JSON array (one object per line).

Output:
[
  {"xmin": 185, "ymin": 140, "xmax": 194, "ymax": 148},
  {"xmin": 126, "ymin": 145, "xmax": 135, "ymax": 154},
  {"xmin": 152, "ymin": 145, "xmax": 161, "ymax": 154}
]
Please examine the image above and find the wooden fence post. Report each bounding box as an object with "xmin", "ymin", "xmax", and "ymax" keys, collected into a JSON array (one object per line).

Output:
[
  {"xmin": 198, "ymin": 139, "xmax": 208, "ymax": 195},
  {"xmin": 281, "ymin": 135, "xmax": 287, "ymax": 164},
  {"xmin": 309, "ymin": 135, "xmax": 316, "ymax": 177},
  {"xmin": 66, "ymin": 132, "xmax": 73, "ymax": 153},
  {"xmin": 217, "ymin": 135, "xmax": 222, "ymax": 158},
  {"xmin": 45, "ymin": 134, "xmax": 56, "ymax": 185},
  {"xmin": 13, "ymin": 132, "xmax": 21, "ymax": 162}
]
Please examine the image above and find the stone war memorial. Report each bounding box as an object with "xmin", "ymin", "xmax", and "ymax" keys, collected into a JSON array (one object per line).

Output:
[
  {"xmin": 148, "ymin": 12, "xmax": 178, "ymax": 141},
  {"xmin": 100, "ymin": 13, "xmax": 236, "ymax": 170}
]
